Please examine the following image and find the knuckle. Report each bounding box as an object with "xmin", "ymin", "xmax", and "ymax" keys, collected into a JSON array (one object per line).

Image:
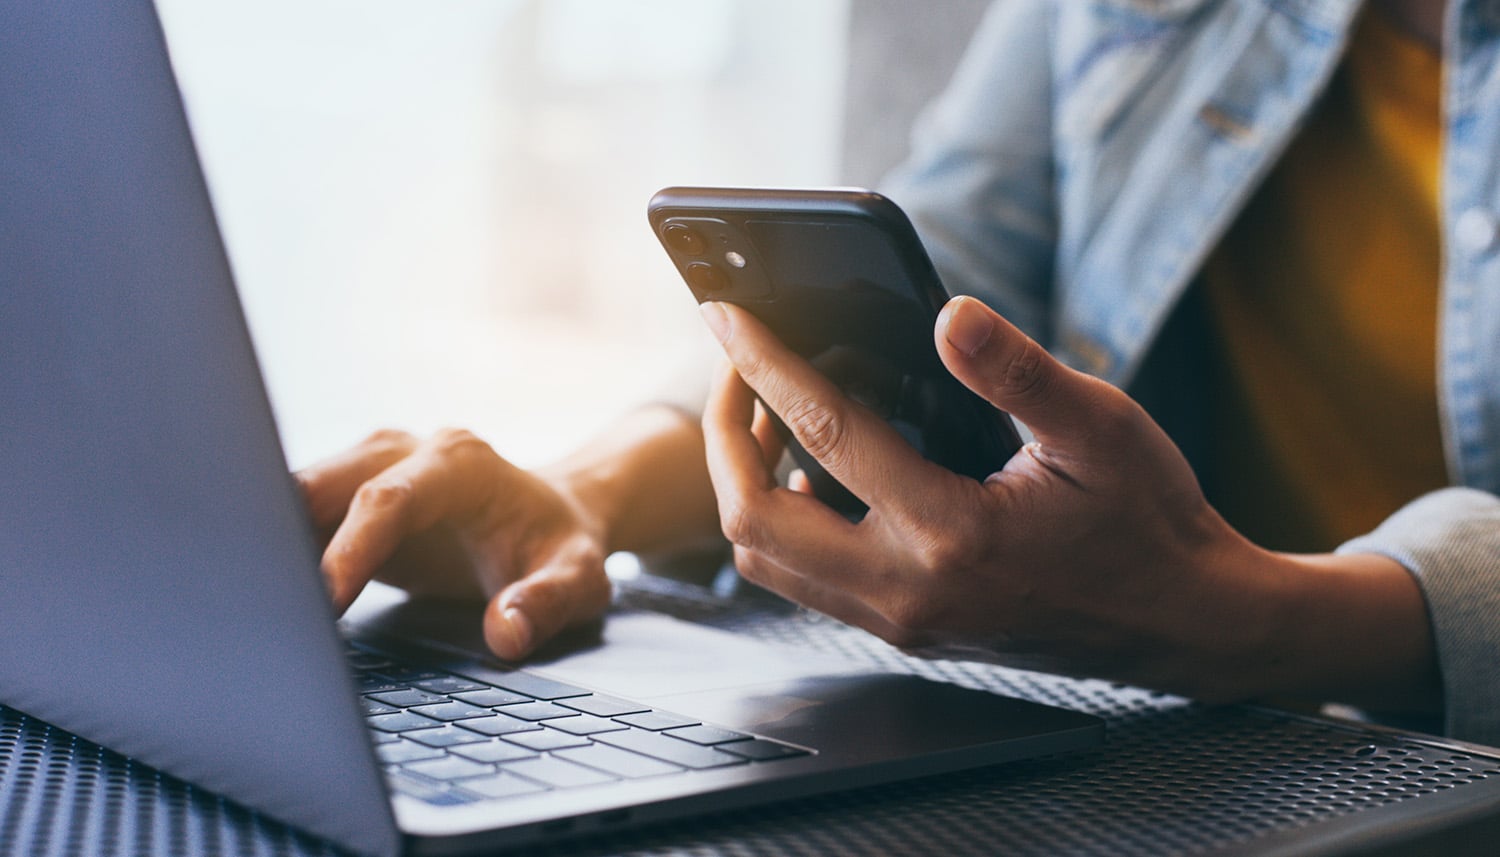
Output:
[
  {"xmin": 361, "ymin": 427, "xmax": 416, "ymax": 454},
  {"xmin": 733, "ymin": 349, "xmax": 773, "ymax": 386},
  {"xmin": 780, "ymin": 395, "xmax": 846, "ymax": 464},
  {"xmin": 352, "ymin": 478, "xmax": 415, "ymax": 519},
  {"xmin": 717, "ymin": 496, "xmax": 763, "ymax": 549},
  {"xmin": 430, "ymin": 427, "xmax": 493, "ymax": 462},
  {"xmin": 1000, "ymin": 338, "xmax": 1053, "ymax": 407},
  {"xmin": 905, "ymin": 520, "xmax": 977, "ymax": 577},
  {"xmin": 431, "ymin": 426, "xmax": 480, "ymax": 449},
  {"xmin": 910, "ymin": 535, "xmax": 963, "ymax": 575}
]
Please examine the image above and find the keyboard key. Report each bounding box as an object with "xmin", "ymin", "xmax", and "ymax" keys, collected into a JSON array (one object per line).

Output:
[
  {"xmin": 376, "ymin": 740, "xmax": 445, "ymax": 765},
  {"xmin": 546, "ymin": 715, "xmax": 628, "ymax": 736},
  {"xmin": 360, "ymin": 698, "xmax": 400, "ymax": 717},
  {"xmin": 558, "ymin": 695, "xmax": 650, "ymax": 717},
  {"xmin": 502, "ymin": 756, "xmax": 616, "ymax": 789},
  {"xmin": 410, "ymin": 676, "xmax": 488, "ymax": 694},
  {"xmin": 595, "ymin": 730, "xmax": 747, "ymax": 770},
  {"xmin": 404, "ymin": 756, "xmax": 495, "ymax": 782},
  {"xmin": 386, "ymin": 770, "xmax": 478, "ymax": 806},
  {"xmin": 663, "ymin": 725, "xmax": 750, "ymax": 745},
  {"xmin": 407, "ymin": 725, "xmax": 491, "ymax": 748},
  {"xmin": 408, "ymin": 701, "xmax": 494, "ymax": 722},
  {"xmin": 457, "ymin": 772, "xmax": 547, "ymax": 800},
  {"xmin": 369, "ymin": 730, "xmax": 401, "ymax": 745},
  {"xmin": 452, "ymin": 688, "xmax": 529, "ymax": 707},
  {"xmin": 356, "ymin": 675, "xmax": 405, "ymax": 694},
  {"xmin": 717, "ymin": 739, "xmax": 809, "ymax": 761},
  {"xmin": 455, "ymin": 666, "xmax": 591, "ymax": 700},
  {"xmin": 368, "ymin": 689, "xmax": 448, "ymax": 708},
  {"xmin": 613, "ymin": 711, "xmax": 699, "ymax": 731},
  {"xmin": 554, "ymin": 744, "xmax": 684, "ymax": 779},
  {"xmin": 496, "ymin": 702, "xmax": 579, "ymax": 722},
  {"xmin": 451, "ymin": 741, "xmax": 538, "ymax": 764},
  {"xmin": 501, "ymin": 728, "xmax": 592, "ymax": 752},
  {"xmin": 367, "ymin": 711, "xmax": 442, "ymax": 733},
  {"xmin": 457, "ymin": 713, "xmax": 542, "ymax": 737},
  {"xmin": 376, "ymin": 667, "xmax": 445, "ymax": 684},
  {"xmin": 346, "ymin": 652, "xmax": 392, "ymax": 670}
]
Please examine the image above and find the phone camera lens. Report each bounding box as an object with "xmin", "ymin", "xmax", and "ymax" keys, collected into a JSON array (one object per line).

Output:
[
  {"xmin": 663, "ymin": 223, "xmax": 706, "ymax": 256},
  {"xmin": 684, "ymin": 261, "xmax": 729, "ymax": 293}
]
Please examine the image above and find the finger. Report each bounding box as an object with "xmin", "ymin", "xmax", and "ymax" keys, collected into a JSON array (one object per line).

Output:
[
  {"xmin": 732, "ymin": 546, "xmax": 933, "ymax": 650},
  {"xmin": 702, "ymin": 361, "xmax": 879, "ymax": 594},
  {"xmin": 706, "ymin": 361, "xmax": 777, "ymax": 491},
  {"xmin": 934, "ymin": 296, "xmax": 1121, "ymax": 446},
  {"xmin": 295, "ymin": 429, "xmax": 418, "ymax": 530},
  {"xmin": 787, "ymin": 469, "xmax": 812, "ymax": 495},
  {"xmin": 322, "ymin": 429, "xmax": 513, "ymax": 611},
  {"xmin": 701, "ymin": 301, "xmax": 951, "ymax": 515},
  {"xmin": 483, "ymin": 541, "xmax": 612, "ymax": 661},
  {"xmin": 750, "ymin": 398, "xmax": 786, "ymax": 470}
]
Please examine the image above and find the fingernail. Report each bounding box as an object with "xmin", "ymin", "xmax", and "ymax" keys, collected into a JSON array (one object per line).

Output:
[
  {"xmin": 700, "ymin": 301, "xmax": 730, "ymax": 343},
  {"xmin": 502, "ymin": 607, "xmax": 533, "ymax": 656},
  {"xmin": 943, "ymin": 297, "xmax": 993, "ymax": 357}
]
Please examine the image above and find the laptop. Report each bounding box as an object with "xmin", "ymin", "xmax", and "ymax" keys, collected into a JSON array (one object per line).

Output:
[{"xmin": 0, "ymin": 2, "xmax": 1104, "ymax": 855}]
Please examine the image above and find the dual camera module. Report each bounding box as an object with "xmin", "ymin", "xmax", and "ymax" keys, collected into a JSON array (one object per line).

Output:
[{"xmin": 659, "ymin": 219, "xmax": 765, "ymax": 298}]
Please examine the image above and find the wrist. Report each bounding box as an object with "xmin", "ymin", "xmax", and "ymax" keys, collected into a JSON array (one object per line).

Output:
[
  {"xmin": 534, "ymin": 404, "xmax": 717, "ymax": 556},
  {"xmin": 1223, "ymin": 547, "xmax": 1441, "ymax": 713}
]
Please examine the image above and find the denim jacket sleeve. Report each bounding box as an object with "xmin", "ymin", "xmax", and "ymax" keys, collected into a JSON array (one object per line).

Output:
[
  {"xmin": 879, "ymin": 1, "xmax": 1500, "ymax": 746},
  {"xmin": 1336, "ymin": 489, "xmax": 1500, "ymax": 746},
  {"xmin": 878, "ymin": 0, "xmax": 1058, "ymax": 344}
]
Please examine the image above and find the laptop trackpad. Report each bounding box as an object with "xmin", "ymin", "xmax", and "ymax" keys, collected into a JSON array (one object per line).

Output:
[
  {"xmin": 525, "ymin": 613, "xmax": 1102, "ymax": 754},
  {"xmin": 527, "ymin": 611, "xmax": 866, "ymax": 697},
  {"xmin": 346, "ymin": 585, "xmax": 857, "ymax": 697},
  {"xmin": 648, "ymin": 672, "xmax": 1099, "ymax": 753}
]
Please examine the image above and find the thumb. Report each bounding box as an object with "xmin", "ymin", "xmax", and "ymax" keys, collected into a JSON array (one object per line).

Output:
[
  {"xmin": 934, "ymin": 296, "xmax": 1119, "ymax": 446},
  {"xmin": 481, "ymin": 547, "xmax": 611, "ymax": 661}
]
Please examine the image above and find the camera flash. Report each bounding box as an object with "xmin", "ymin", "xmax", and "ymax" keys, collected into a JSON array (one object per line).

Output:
[{"xmin": 724, "ymin": 251, "xmax": 747, "ymax": 268}]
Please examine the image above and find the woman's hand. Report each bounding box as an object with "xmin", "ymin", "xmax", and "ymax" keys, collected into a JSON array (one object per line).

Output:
[
  {"xmin": 296, "ymin": 428, "xmax": 612, "ymax": 661},
  {"xmin": 699, "ymin": 297, "xmax": 1438, "ymax": 709}
]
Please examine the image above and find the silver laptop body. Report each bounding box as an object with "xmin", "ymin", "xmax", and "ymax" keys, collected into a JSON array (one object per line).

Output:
[{"xmin": 0, "ymin": 2, "xmax": 1102, "ymax": 854}]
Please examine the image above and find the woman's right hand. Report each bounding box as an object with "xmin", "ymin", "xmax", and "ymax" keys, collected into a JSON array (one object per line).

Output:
[{"xmin": 295, "ymin": 428, "xmax": 614, "ymax": 661}]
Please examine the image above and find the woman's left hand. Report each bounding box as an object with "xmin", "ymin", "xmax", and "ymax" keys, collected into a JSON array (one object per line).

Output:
[{"xmin": 698, "ymin": 296, "xmax": 1435, "ymax": 708}]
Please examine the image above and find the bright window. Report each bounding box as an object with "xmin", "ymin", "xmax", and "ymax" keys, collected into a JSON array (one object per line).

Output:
[{"xmin": 157, "ymin": 0, "xmax": 850, "ymax": 468}]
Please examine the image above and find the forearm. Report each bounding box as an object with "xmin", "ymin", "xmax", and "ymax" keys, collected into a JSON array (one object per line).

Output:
[{"xmin": 537, "ymin": 404, "xmax": 721, "ymax": 557}]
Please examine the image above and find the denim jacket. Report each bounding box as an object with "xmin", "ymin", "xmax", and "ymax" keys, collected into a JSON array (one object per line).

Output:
[{"xmin": 881, "ymin": 0, "xmax": 1500, "ymax": 744}]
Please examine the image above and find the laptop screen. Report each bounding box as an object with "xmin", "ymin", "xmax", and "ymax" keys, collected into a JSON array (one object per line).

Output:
[{"xmin": 0, "ymin": 2, "xmax": 398, "ymax": 854}]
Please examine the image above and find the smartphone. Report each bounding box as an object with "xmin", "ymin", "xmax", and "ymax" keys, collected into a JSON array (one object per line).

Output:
[{"xmin": 648, "ymin": 186, "xmax": 1023, "ymax": 519}]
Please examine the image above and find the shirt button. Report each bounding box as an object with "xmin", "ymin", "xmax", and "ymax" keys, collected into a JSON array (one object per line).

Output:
[{"xmin": 1454, "ymin": 207, "xmax": 1498, "ymax": 253}]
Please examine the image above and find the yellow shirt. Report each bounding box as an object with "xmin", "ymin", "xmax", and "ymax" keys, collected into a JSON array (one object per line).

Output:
[{"xmin": 1203, "ymin": 10, "xmax": 1449, "ymax": 553}]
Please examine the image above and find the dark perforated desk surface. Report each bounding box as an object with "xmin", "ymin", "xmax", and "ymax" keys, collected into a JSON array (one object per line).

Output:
[{"xmin": 4, "ymin": 573, "xmax": 1499, "ymax": 857}]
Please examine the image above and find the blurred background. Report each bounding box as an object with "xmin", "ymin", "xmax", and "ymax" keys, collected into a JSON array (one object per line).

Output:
[{"xmin": 154, "ymin": 0, "xmax": 987, "ymax": 470}]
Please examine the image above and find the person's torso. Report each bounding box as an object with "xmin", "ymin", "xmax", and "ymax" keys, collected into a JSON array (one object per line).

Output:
[
  {"xmin": 1201, "ymin": 8, "xmax": 1448, "ymax": 550},
  {"xmin": 1042, "ymin": 0, "xmax": 1500, "ymax": 500}
]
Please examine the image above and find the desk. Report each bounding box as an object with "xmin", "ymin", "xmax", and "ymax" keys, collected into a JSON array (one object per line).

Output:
[{"xmin": 3, "ymin": 574, "xmax": 1499, "ymax": 856}]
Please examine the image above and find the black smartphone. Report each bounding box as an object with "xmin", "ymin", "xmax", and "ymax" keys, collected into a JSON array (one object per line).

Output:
[{"xmin": 649, "ymin": 186, "xmax": 1024, "ymax": 519}]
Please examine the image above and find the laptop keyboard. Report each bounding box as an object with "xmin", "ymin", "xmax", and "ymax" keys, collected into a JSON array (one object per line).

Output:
[{"xmin": 347, "ymin": 643, "xmax": 809, "ymax": 807}]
